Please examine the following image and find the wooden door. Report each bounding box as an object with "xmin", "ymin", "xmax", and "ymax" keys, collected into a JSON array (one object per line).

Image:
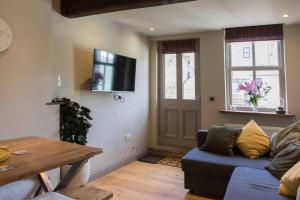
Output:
[{"xmin": 159, "ymin": 41, "xmax": 201, "ymax": 148}]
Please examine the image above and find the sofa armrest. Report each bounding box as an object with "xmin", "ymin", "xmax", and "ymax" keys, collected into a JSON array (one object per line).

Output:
[{"xmin": 197, "ymin": 129, "xmax": 208, "ymax": 147}]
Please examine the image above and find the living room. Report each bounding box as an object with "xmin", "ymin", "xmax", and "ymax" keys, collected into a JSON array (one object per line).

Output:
[{"xmin": 0, "ymin": 0, "xmax": 300, "ymax": 200}]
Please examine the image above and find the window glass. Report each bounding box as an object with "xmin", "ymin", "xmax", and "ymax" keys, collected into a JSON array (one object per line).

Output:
[
  {"xmin": 164, "ymin": 54, "xmax": 177, "ymax": 99},
  {"xmin": 231, "ymin": 42, "xmax": 253, "ymax": 67},
  {"xmin": 100, "ymin": 51, "xmax": 108, "ymax": 63},
  {"xmin": 231, "ymin": 71, "xmax": 254, "ymax": 106},
  {"xmin": 256, "ymin": 71, "xmax": 280, "ymax": 108},
  {"xmin": 182, "ymin": 53, "xmax": 195, "ymax": 100},
  {"xmin": 255, "ymin": 41, "xmax": 279, "ymax": 66},
  {"xmin": 107, "ymin": 53, "xmax": 115, "ymax": 64}
]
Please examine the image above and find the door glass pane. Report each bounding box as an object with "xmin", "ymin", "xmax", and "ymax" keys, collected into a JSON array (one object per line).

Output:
[
  {"xmin": 164, "ymin": 54, "xmax": 177, "ymax": 99},
  {"xmin": 231, "ymin": 71, "xmax": 254, "ymax": 106},
  {"xmin": 256, "ymin": 70, "xmax": 280, "ymax": 108},
  {"xmin": 231, "ymin": 42, "xmax": 253, "ymax": 67},
  {"xmin": 255, "ymin": 41, "xmax": 279, "ymax": 66},
  {"xmin": 182, "ymin": 53, "xmax": 195, "ymax": 100}
]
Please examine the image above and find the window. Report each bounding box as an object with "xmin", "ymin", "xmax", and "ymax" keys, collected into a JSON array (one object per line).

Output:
[
  {"xmin": 160, "ymin": 39, "xmax": 197, "ymax": 100},
  {"xmin": 163, "ymin": 52, "xmax": 196, "ymax": 100},
  {"xmin": 226, "ymin": 40, "xmax": 286, "ymax": 111},
  {"xmin": 164, "ymin": 54, "xmax": 177, "ymax": 99},
  {"xmin": 182, "ymin": 53, "xmax": 196, "ymax": 100}
]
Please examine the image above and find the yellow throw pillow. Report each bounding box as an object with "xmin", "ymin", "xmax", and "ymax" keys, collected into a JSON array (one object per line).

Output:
[
  {"xmin": 236, "ymin": 120, "xmax": 270, "ymax": 159},
  {"xmin": 279, "ymin": 161, "xmax": 300, "ymax": 197}
]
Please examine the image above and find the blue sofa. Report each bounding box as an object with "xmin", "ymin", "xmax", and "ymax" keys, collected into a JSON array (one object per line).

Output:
[{"xmin": 181, "ymin": 130, "xmax": 293, "ymax": 199}]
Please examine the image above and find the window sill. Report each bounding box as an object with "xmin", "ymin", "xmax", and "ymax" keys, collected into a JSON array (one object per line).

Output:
[{"xmin": 220, "ymin": 110, "xmax": 295, "ymax": 118}]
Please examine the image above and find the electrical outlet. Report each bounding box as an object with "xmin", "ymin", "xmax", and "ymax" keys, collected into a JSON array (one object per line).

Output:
[{"xmin": 125, "ymin": 134, "xmax": 132, "ymax": 141}]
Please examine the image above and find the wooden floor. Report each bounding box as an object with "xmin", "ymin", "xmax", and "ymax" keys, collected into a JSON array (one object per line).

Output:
[{"xmin": 90, "ymin": 161, "xmax": 216, "ymax": 200}]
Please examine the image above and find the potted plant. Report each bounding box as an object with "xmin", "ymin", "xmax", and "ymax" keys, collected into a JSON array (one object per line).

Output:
[
  {"xmin": 238, "ymin": 79, "xmax": 272, "ymax": 112},
  {"xmin": 59, "ymin": 98, "xmax": 93, "ymax": 187}
]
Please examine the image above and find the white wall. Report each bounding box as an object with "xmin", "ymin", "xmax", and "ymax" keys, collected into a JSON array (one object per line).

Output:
[
  {"xmin": 0, "ymin": 0, "xmax": 59, "ymax": 140},
  {"xmin": 0, "ymin": 0, "xmax": 60, "ymax": 186},
  {"xmin": 285, "ymin": 24, "xmax": 300, "ymax": 119},
  {"xmin": 0, "ymin": 0, "xmax": 149, "ymax": 180},
  {"xmin": 52, "ymin": 10, "xmax": 149, "ymax": 174},
  {"xmin": 149, "ymin": 25, "xmax": 300, "ymax": 146}
]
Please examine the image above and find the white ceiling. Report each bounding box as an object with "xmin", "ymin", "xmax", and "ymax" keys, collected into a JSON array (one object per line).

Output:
[{"xmin": 102, "ymin": 0, "xmax": 300, "ymax": 36}]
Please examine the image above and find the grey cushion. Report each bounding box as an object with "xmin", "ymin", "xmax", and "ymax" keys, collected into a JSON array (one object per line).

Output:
[
  {"xmin": 270, "ymin": 121, "xmax": 300, "ymax": 158},
  {"xmin": 266, "ymin": 143, "xmax": 300, "ymax": 179},
  {"xmin": 33, "ymin": 192, "xmax": 74, "ymax": 200},
  {"xmin": 224, "ymin": 167, "xmax": 292, "ymax": 200},
  {"xmin": 197, "ymin": 130, "xmax": 208, "ymax": 147},
  {"xmin": 201, "ymin": 126, "xmax": 241, "ymax": 156}
]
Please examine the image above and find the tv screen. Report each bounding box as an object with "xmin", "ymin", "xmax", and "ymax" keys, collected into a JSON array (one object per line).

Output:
[{"xmin": 91, "ymin": 49, "xmax": 136, "ymax": 92}]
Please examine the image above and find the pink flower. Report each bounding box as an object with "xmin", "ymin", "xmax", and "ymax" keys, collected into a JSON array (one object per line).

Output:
[
  {"xmin": 250, "ymin": 80, "xmax": 258, "ymax": 93},
  {"xmin": 238, "ymin": 84, "xmax": 248, "ymax": 91},
  {"xmin": 237, "ymin": 79, "xmax": 272, "ymax": 106}
]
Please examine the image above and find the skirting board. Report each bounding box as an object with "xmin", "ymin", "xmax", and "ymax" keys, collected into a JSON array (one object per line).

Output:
[{"xmin": 89, "ymin": 151, "xmax": 147, "ymax": 182}]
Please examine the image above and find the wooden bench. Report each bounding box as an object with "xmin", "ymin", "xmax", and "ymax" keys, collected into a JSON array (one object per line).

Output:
[{"xmin": 59, "ymin": 185, "xmax": 113, "ymax": 200}]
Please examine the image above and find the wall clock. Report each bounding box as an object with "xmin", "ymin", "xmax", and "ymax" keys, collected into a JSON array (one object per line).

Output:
[{"xmin": 0, "ymin": 18, "xmax": 12, "ymax": 51}]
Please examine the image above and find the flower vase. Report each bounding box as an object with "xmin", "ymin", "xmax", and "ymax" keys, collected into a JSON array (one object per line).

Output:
[{"xmin": 252, "ymin": 104, "xmax": 258, "ymax": 112}]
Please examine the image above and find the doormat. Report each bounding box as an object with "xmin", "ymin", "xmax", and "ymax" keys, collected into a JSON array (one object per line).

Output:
[
  {"xmin": 158, "ymin": 156, "xmax": 181, "ymax": 168},
  {"xmin": 138, "ymin": 154, "xmax": 165, "ymax": 164}
]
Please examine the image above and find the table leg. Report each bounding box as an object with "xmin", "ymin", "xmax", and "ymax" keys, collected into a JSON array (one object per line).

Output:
[
  {"xmin": 33, "ymin": 184, "xmax": 43, "ymax": 197},
  {"xmin": 54, "ymin": 159, "xmax": 87, "ymax": 192},
  {"xmin": 37, "ymin": 172, "xmax": 54, "ymax": 192}
]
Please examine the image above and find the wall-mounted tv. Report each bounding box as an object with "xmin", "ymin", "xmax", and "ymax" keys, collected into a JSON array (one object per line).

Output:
[{"xmin": 91, "ymin": 49, "xmax": 136, "ymax": 92}]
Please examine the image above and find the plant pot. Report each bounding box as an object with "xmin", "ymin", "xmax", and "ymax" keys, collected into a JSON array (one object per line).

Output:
[{"xmin": 60, "ymin": 160, "xmax": 90, "ymax": 187}]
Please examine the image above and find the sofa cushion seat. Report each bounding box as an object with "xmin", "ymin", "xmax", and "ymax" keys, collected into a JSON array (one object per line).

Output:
[
  {"xmin": 182, "ymin": 148, "xmax": 270, "ymax": 173},
  {"xmin": 224, "ymin": 167, "xmax": 293, "ymax": 200},
  {"xmin": 181, "ymin": 148, "xmax": 271, "ymax": 196}
]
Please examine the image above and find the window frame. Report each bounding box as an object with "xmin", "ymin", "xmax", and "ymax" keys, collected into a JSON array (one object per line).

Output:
[{"xmin": 225, "ymin": 40, "xmax": 286, "ymax": 112}]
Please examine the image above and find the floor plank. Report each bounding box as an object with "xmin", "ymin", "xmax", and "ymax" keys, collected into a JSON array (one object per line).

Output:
[{"xmin": 90, "ymin": 161, "xmax": 216, "ymax": 200}]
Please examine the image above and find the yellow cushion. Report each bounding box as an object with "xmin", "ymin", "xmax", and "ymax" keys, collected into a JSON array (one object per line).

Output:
[
  {"xmin": 279, "ymin": 161, "xmax": 300, "ymax": 197},
  {"xmin": 236, "ymin": 120, "xmax": 270, "ymax": 159}
]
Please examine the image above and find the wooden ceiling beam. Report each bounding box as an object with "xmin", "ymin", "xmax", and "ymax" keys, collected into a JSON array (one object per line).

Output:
[{"xmin": 60, "ymin": 0, "xmax": 196, "ymax": 18}]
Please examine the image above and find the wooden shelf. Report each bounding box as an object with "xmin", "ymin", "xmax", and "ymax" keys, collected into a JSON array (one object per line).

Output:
[
  {"xmin": 46, "ymin": 102, "xmax": 65, "ymax": 105},
  {"xmin": 220, "ymin": 110, "xmax": 295, "ymax": 118}
]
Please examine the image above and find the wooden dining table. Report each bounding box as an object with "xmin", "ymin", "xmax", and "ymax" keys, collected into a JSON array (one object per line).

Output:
[{"xmin": 0, "ymin": 136, "xmax": 102, "ymax": 196}]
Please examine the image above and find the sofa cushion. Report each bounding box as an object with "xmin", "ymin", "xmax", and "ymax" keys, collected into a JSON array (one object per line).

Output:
[
  {"xmin": 201, "ymin": 125, "xmax": 241, "ymax": 156},
  {"xmin": 224, "ymin": 167, "xmax": 292, "ymax": 200},
  {"xmin": 33, "ymin": 192, "xmax": 74, "ymax": 200},
  {"xmin": 182, "ymin": 148, "xmax": 270, "ymax": 173},
  {"xmin": 237, "ymin": 120, "xmax": 271, "ymax": 159},
  {"xmin": 280, "ymin": 161, "xmax": 300, "ymax": 197},
  {"xmin": 266, "ymin": 143, "xmax": 300, "ymax": 179},
  {"xmin": 182, "ymin": 148, "xmax": 271, "ymax": 196},
  {"xmin": 270, "ymin": 121, "xmax": 300, "ymax": 159}
]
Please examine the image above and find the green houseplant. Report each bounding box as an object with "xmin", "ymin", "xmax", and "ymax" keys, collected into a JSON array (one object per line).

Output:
[
  {"xmin": 59, "ymin": 98, "xmax": 93, "ymax": 186},
  {"xmin": 60, "ymin": 98, "xmax": 93, "ymax": 145}
]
